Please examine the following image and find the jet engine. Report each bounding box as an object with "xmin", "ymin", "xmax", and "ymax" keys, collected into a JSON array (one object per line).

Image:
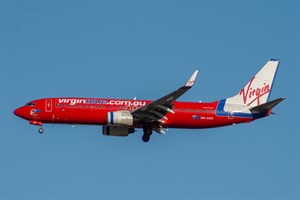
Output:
[
  {"xmin": 102, "ymin": 125, "xmax": 135, "ymax": 136},
  {"xmin": 107, "ymin": 111, "xmax": 133, "ymax": 125}
]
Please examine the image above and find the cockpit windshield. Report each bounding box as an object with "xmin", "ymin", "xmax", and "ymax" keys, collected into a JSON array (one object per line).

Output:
[{"xmin": 26, "ymin": 102, "xmax": 36, "ymax": 106}]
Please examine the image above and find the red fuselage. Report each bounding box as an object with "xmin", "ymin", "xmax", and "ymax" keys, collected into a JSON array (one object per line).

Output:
[{"xmin": 14, "ymin": 98, "xmax": 253, "ymax": 129}]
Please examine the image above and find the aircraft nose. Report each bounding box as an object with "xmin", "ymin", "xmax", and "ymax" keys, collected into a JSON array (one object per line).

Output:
[{"xmin": 14, "ymin": 107, "xmax": 25, "ymax": 118}]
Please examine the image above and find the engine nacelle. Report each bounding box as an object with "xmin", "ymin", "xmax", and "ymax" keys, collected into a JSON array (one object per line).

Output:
[
  {"xmin": 107, "ymin": 111, "xmax": 133, "ymax": 125},
  {"xmin": 102, "ymin": 125, "xmax": 135, "ymax": 137}
]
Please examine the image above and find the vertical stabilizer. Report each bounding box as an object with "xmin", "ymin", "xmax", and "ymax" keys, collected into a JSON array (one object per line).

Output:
[{"xmin": 226, "ymin": 59, "xmax": 280, "ymax": 107}]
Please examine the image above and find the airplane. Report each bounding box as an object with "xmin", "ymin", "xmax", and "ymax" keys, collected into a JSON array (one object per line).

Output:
[{"xmin": 14, "ymin": 59, "xmax": 284, "ymax": 142}]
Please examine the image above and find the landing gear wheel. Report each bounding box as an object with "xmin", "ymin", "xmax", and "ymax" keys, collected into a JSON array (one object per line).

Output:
[
  {"xmin": 142, "ymin": 134, "xmax": 150, "ymax": 142},
  {"xmin": 142, "ymin": 126, "xmax": 153, "ymax": 142},
  {"xmin": 38, "ymin": 127, "xmax": 44, "ymax": 134}
]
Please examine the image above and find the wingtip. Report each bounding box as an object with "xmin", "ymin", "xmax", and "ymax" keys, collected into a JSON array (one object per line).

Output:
[
  {"xmin": 270, "ymin": 58, "xmax": 280, "ymax": 62},
  {"xmin": 185, "ymin": 70, "xmax": 199, "ymax": 87},
  {"xmin": 280, "ymin": 97, "xmax": 286, "ymax": 101}
]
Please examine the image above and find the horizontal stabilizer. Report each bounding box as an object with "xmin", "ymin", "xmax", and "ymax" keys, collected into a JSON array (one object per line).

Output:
[{"xmin": 250, "ymin": 98, "xmax": 285, "ymax": 114}]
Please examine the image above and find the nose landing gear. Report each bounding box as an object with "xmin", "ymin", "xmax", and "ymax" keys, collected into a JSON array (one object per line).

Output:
[
  {"xmin": 29, "ymin": 120, "xmax": 44, "ymax": 134},
  {"xmin": 38, "ymin": 127, "xmax": 44, "ymax": 134}
]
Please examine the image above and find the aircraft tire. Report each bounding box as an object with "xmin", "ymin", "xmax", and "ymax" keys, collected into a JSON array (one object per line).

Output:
[
  {"xmin": 142, "ymin": 134, "xmax": 150, "ymax": 142},
  {"xmin": 38, "ymin": 127, "xmax": 44, "ymax": 134}
]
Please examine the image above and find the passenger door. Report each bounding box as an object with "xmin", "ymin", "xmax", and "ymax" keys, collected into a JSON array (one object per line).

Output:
[{"xmin": 45, "ymin": 99, "xmax": 52, "ymax": 112}]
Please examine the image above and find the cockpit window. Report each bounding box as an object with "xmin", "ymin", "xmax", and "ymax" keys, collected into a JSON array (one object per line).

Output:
[{"xmin": 26, "ymin": 102, "xmax": 36, "ymax": 106}]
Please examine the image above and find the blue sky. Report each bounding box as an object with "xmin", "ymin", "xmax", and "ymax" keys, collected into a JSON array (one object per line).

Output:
[{"xmin": 1, "ymin": 1, "xmax": 299, "ymax": 200}]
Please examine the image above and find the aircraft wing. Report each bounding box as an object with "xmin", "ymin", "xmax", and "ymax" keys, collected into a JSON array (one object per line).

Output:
[{"xmin": 131, "ymin": 70, "xmax": 199, "ymax": 123}]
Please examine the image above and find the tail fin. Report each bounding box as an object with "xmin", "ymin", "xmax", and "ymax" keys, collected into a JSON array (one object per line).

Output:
[{"xmin": 226, "ymin": 59, "xmax": 280, "ymax": 107}]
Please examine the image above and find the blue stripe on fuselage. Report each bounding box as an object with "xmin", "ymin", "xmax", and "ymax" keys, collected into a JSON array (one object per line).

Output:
[{"xmin": 216, "ymin": 99, "xmax": 253, "ymax": 118}]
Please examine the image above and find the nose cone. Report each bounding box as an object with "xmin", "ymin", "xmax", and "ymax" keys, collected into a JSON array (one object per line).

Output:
[{"xmin": 14, "ymin": 107, "xmax": 25, "ymax": 118}]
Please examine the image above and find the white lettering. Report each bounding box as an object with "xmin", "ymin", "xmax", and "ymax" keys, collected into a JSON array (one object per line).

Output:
[
  {"xmin": 58, "ymin": 98, "xmax": 86, "ymax": 105},
  {"xmin": 108, "ymin": 100, "xmax": 146, "ymax": 106}
]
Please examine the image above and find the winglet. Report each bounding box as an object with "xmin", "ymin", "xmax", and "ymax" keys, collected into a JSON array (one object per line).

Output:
[{"xmin": 185, "ymin": 70, "xmax": 199, "ymax": 87}]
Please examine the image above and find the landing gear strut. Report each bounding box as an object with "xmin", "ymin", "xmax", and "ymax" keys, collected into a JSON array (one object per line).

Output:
[
  {"xmin": 29, "ymin": 121, "xmax": 44, "ymax": 134},
  {"xmin": 38, "ymin": 127, "xmax": 44, "ymax": 134},
  {"xmin": 142, "ymin": 126, "xmax": 153, "ymax": 142}
]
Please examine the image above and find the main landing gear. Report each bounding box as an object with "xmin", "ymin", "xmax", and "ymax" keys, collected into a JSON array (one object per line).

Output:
[{"xmin": 142, "ymin": 126, "xmax": 153, "ymax": 142}]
